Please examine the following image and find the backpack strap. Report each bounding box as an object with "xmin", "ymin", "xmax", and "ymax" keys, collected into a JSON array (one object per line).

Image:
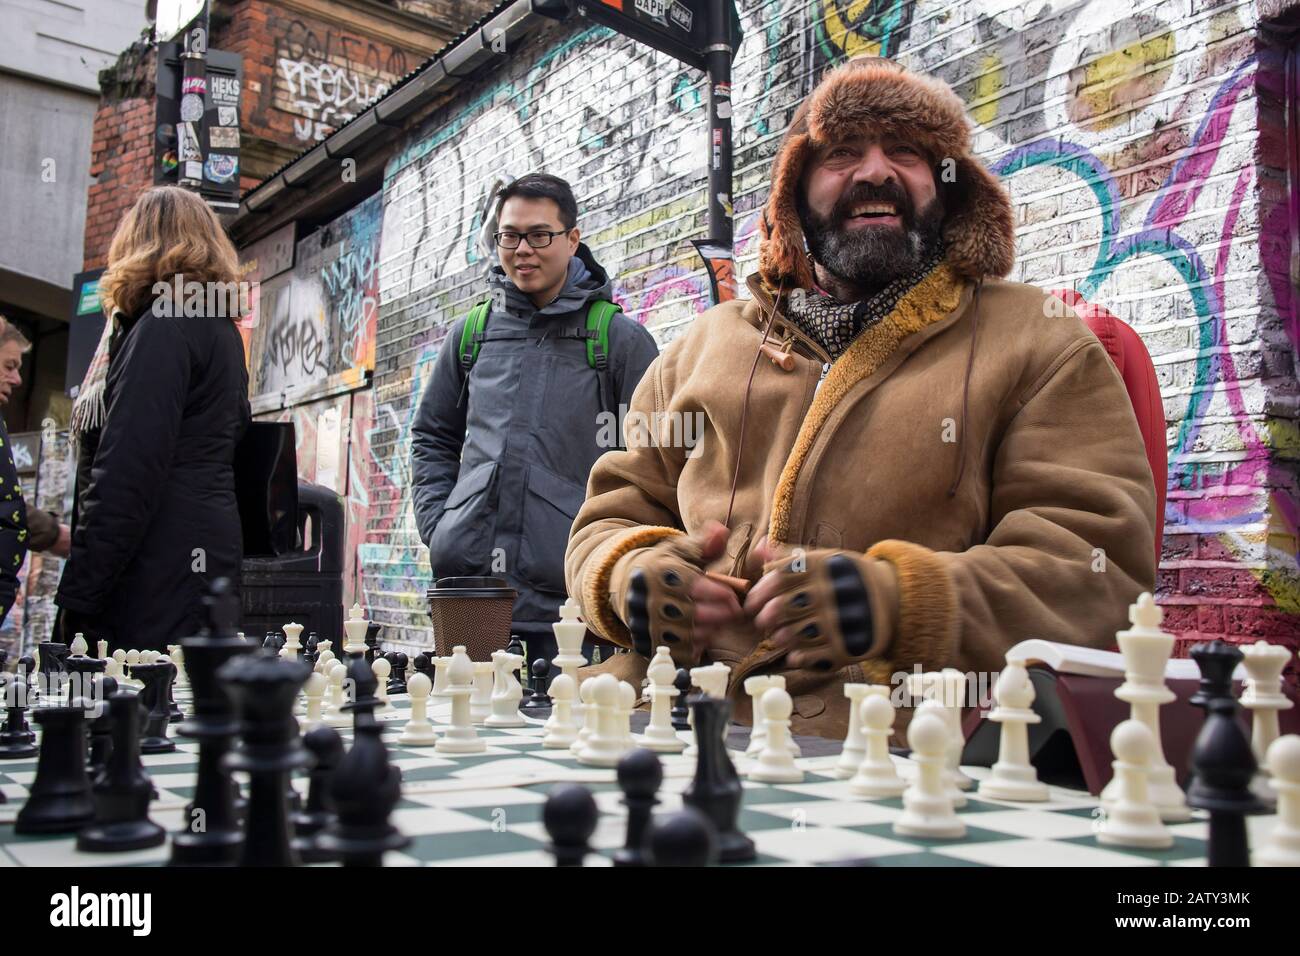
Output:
[
  {"xmin": 458, "ymin": 300, "xmax": 492, "ymax": 371},
  {"xmin": 585, "ymin": 300, "xmax": 621, "ymax": 425},
  {"xmin": 585, "ymin": 300, "xmax": 621, "ymax": 371}
]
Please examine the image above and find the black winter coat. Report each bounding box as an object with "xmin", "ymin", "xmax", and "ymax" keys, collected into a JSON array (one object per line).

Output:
[{"xmin": 56, "ymin": 309, "xmax": 250, "ymax": 652}]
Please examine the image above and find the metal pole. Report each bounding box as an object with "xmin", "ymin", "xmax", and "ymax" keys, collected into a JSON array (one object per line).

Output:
[
  {"xmin": 176, "ymin": 3, "xmax": 211, "ymax": 191},
  {"xmin": 701, "ymin": 0, "xmax": 736, "ymax": 302}
]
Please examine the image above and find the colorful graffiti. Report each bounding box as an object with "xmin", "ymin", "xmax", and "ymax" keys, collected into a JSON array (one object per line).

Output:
[
  {"xmin": 346, "ymin": 0, "xmax": 1298, "ymax": 652},
  {"xmin": 249, "ymin": 192, "xmax": 382, "ymax": 397}
]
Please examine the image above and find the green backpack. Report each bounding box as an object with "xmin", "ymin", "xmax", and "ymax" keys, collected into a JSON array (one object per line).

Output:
[{"xmin": 456, "ymin": 299, "xmax": 623, "ymax": 417}]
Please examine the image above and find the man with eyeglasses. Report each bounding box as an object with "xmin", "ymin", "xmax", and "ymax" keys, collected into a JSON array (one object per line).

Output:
[{"xmin": 410, "ymin": 173, "xmax": 658, "ymax": 666}]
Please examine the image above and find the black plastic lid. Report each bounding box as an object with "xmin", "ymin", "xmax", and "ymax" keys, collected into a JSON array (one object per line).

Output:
[{"xmin": 427, "ymin": 576, "xmax": 516, "ymax": 600}]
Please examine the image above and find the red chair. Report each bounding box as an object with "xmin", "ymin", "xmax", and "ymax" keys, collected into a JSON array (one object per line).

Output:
[{"xmin": 1049, "ymin": 289, "xmax": 1167, "ymax": 564}]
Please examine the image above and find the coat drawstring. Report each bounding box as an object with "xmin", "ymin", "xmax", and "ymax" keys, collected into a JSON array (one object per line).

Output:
[
  {"xmin": 725, "ymin": 281, "xmax": 784, "ymax": 530},
  {"xmin": 947, "ymin": 278, "xmax": 984, "ymax": 497}
]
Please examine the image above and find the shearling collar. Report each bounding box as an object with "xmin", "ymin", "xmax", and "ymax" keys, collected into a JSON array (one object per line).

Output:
[{"xmin": 758, "ymin": 56, "xmax": 1016, "ymax": 290}]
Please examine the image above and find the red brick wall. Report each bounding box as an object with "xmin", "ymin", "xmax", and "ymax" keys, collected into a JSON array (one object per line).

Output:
[
  {"xmin": 85, "ymin": 46, "xmax": 157, "ymax": 272},
  {"xmin": 84, "ymin": 0, "xmax": 441, "ymax": 270}
]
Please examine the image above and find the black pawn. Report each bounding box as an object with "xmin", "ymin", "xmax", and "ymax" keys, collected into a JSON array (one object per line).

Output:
[
  {"xmin": 130, "ymin": 662, "xmax": 177, "ymax": 754},
  {"xmin": 522, "ymin": 658, "xmax": 551, "ymax": 712},
  {"xmin": 219, "ymin": 651, "xmax": 313, "ymax": 867},
  {"xmin": 15, "ymin": 703, "xmax": 95, "ymax": 834},
  {"xmin": 294, "ymin": 725, "xmax": 344, "ymax": 863},
  {"xmin": 77, "ymin": 691, "xmax": 165, "ymax": 852},
  {"xmin": 649, "ymin": 806, "xmax": 719, "ymax": 867},
  {"xmin": 315, "ymin": 657, "xmax": 408, "ymax": 866},
  {"xmin": 88, "ymin": 675, "xmax": 120, "ymax": 780},
  {"xmin": 262, "ymin": 632, "xmax": 279, "ymax": 653},
  {"xmin": 162, "ymin": 655, "xmax": 184, "ymax": 723},
  {"xmin": 682, "ymin": 695, "xmax": 755, "ymax": 863},
  {"xmin": 613, "ymin": 748, "xmax": 662, "ymax": 867},
  {"xmin": 0, "ymin": 677, "xmax": 37, "ymax": 758},
  {"xmin": 170, "ymin": 578, "xmax": 256, "ymax": 866},
  {"xmin": 412, "ymin": 653, "xmax": 433, "ymax": 686},
  {"xmin": 670, "ymin": 668, "xmax": 692, "ymax": 730},
  {"xmin": 386, "ymin": 652, "xmax": 408, "ymax": 696},
  {"xmin": 1187, "ymin": 640, "xmax": 1265, "ymax": 867},
  {"xmin": 543, "ymin": 784, "xmax": 599, "ymax": 867}
]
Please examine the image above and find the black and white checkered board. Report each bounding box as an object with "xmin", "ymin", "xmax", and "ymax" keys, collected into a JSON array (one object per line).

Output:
[{"xmin": 0, "ymin": 686, "xmax": 1278, "ymax": 867}]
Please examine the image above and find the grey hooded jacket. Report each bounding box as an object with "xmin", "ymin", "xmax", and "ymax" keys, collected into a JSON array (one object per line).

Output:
[{"xmin": 410, "ymin": 243, "xmax": 659, "ymax": 626}]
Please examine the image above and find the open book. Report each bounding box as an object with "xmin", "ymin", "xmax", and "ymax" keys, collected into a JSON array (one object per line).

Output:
[{"xmin": 1003, "ymin": 639, "xmax": 1248, "ymax": 682}]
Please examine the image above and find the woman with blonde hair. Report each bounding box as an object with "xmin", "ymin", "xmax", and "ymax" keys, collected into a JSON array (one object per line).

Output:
[{"xmin": 55, "ymin": 186, "xmax": 251, "ymax": 652}]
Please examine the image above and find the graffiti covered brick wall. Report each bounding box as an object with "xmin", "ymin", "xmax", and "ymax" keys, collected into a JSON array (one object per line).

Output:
[
  {"xmin": 354, "ymin": 0, "xmax": 1298, "ymax": 662},
  {"xmin": 249, "ymin": 191, "xmax": 382, "ymax": 399}
]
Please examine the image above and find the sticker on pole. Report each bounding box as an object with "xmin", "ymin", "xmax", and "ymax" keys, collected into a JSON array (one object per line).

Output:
[
  {"xmin": 180, "ymin": 93, "xmax": 204, "ymax": 122},
  {"xmin": 667, "ymin": 2, "xmax": 693, "ymax": 32},
  {"xmin": 634, "ymin": 0, "xmax": 668, "ymax": 22}
]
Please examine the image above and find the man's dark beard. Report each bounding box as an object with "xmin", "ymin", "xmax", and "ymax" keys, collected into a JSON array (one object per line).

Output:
[{"xmin": 798, "ymin": 181, "xmax": 946, "ymax": 293}]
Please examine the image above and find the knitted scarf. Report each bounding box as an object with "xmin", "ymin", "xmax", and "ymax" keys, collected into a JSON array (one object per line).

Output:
[
  {"xmin": 69, "ymin": 309, "xmax": 121, "ymax": 442},
  {"xmin": 786, "ymin": 243, "xmax": 947, "ymax": 361}
]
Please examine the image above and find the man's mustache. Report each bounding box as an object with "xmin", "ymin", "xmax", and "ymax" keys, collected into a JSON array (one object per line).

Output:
[{"xmin": 830, "ymin": 184, "xmax": 912, "ymax": 226}]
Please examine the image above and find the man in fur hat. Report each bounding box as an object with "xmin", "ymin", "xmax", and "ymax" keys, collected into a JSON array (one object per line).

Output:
[{"xmin": 564, "ymin": 57, "xmax": 1157, "ymax": 738}]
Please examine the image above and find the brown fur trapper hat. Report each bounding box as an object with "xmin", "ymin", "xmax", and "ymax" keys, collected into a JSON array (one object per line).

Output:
[{"xmin": 759, "ymin": 56, "xmax": 1016, "ymax": 290}]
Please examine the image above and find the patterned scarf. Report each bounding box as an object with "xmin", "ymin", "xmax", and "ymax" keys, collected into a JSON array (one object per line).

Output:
[
  {"xmin": 69, "ymin": 309, "xmax": 122, "ymax": 442},
  {"xmin": 785, "ymin": 244, "xmax": 947, "ymax": 361}
]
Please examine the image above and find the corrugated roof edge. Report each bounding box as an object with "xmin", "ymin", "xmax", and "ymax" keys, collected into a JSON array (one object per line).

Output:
[{"xmin": 236, "ymin": 0, "xmax": 563, "ymax": 219}]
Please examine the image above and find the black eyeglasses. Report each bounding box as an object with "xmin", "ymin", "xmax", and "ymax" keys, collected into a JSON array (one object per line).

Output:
[{"xmin": 494, "ymin": 229, "xmax": 569, "ymax": 249}]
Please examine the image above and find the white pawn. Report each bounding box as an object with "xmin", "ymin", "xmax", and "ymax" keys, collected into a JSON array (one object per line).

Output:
[
  {"xmin": 570, "ymin": 679, "xmax": 598, "ymax": 756},
  {"xmin": 894, "ymin": 710, "xmax": 965, "ymax": 839},
  {"xmin": 470, "ymin": 661, "xmax": 494, "ymax": 724},
  {"xmin": 1095, "ymin": 720, "xmax": 1173, "ymax": 849},
  {"xmin": 577, "ymin": 673, "xmax": 627, "ymax": 767},
  {"xmin": 436, "ymin": 646, "xmax": 485, "ymax": 754},
  {"xmin": 769, "ymin": 675, "xmax": 801, "ymax": 758},
  {"xmin": 542, "ymin": 674, "xmax": 580, "ymax": 748},
  {"xmin": 315, "ymin": 648, "xmax": 336, "ymax": 675},
  {"xmin": 978, "ymin": 662, "xmax": 1049, "ymax": 802},
  {"xmin": 107, "ymin": 649, "xmax": 125, "ymax": 681},
  {"xmin": 371, "ymin": 656, "xmax": 392, "ymax": 711},
  {"xmin": 398, "ymin": 673, "xmax": 439, "ymax": 746},
  {"xmin": 835, "ymin": 684, "xmax": 874, "ymax": 779},
  {"xmin": 485, "ymin": 649, "xmax": 526, "ymax": 728},
  {"xmin": 1254, "ymin": 735, "xmax": 1300, "ymax": 867},
  {"xmin": 323, "ymin": 662, "xmax": 351, "ymax": 729},
  {"xmin": 431, "ymin": 656, "xmax": 452, "ymax": 698},
  {"xmin": 123, "ymin": 649, "xmax": 141, "ymax": 688},
  {"xmin": 850, "ymin": 694, "xmax": 907, "ymax": 798},
  {"xmin": 299, "ymin": 671, "xmax": 327, "ymax": 731},
  {"xmin": 171, "ymin": 645, "xmax": 188, "ymax": 687},
  {"xmin": 749, "ymin": 688, "xmax": 803, "ymax": 784},
  {"xmin": 915, "ymin": 699, "xmax": 966, "ymax": 808},
  {"xmin": 1240, "ymin": 641, "xmax": 1294, "ymax": 806},
  {"xmin": 640, "ymin": 647, "xmax": 685, "ymax": 753}
]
